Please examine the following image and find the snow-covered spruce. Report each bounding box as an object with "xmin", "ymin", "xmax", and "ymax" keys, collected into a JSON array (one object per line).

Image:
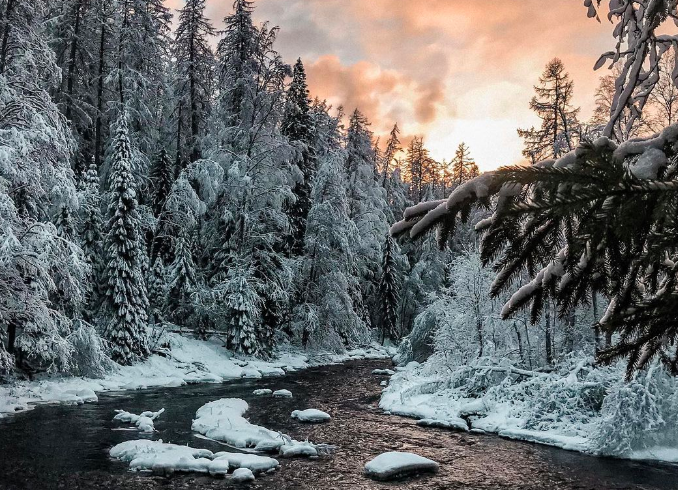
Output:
[
  {"xmin": 191, "ymin": 398, "xmax": 319, "ymax": 457},
  {"xmin": 364, "ymin": 452, "xmax": 439, "ymax": 481},
  {"xmin": 291, "ymin": 409, "xmax": 331, "ymax": 423},
  {"xmin": 113, "ymin": 408, "xmax": 165, "ymax": 433}
]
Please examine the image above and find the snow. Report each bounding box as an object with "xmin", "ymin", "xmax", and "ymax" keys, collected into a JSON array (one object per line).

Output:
[
  {"xmin": 252, "ymin": 389, "xmax": 272, "ymax": 396},
  {"xmin": 272, "ymin": 389, "xmax": 293, "ymax": 398},
  {"xmin": 291, "ymin": 409, "xmax": 331, "ymax": 423},
  {"xmin": 232, "ymin": 467, "xmax": 256, "ymax": 482},
  {"xmin": 0, "ymin": 334, "xmax": 393, "ymax": 419},
  {"xmin": 380, "ymin": 358, "xmax": 678, "ymax": 462},
  {"xmin": 364, "ymin": 452, "xmax": 439, "ymax": 481},
  {"xmin": 372, "ymin": 369, "xmax": 395, "ymax": 375},
  {"xmin": 192, "ymin": 398, "xmax": 319, "ymax": 457},
  {"xmin": 113, "ymin": 408, "xmax": 165, "ymax": 432},
  {"xmin": 109, "ymin": 439, "xmax": 279, "ymax": 476}
]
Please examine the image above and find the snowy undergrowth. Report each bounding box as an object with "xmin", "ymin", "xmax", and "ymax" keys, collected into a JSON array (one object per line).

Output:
[
  {"xmin": 381, "ymin": 356, "xmax": 678, "ymax": 462},
  {"xmin": 0, "ymin": 332, "xmax": 394, "ymax": 418}
]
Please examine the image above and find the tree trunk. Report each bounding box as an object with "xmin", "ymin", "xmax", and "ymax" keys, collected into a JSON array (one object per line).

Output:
[
  {"xmin": 65, "ymin": 0, "xmax": 84, "ymax": 122},
  {"xmin": 94, "ymin": 9, "xmax": 107, "ymax": 170},
  {"xmin": 545, "ymin": 306, "xmax": 553, "ymax": 365},
  {"xmin": 0, "ymin": 0, "xmax": 16, "ymax": 74}
]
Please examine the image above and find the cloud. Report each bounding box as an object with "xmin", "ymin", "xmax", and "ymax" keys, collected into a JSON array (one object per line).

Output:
[{"xmin": 193, "ymin": 0, "xmax": 618, "ymax": 169}]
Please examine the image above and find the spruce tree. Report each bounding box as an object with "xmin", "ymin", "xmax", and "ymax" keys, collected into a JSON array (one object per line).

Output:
[
  {"xmin": 224, "ymin": 267, "xmax": 259, "ymax": 355},
  {"xmin": 378, "ymin": 233, "xmax": 401, "ymax": 344},
  {"xmin": 283, "ymin": 58, "xmax": 315, "ymax": 256},
  {"xmin": 101, "ymin": 113, "xmax": 150, "ymax": 364},
  {"xmin": 173, "ymin": 0, "xmax": 215, "ymax": 163},
  {"xmin": 149, "ymin": 148, "xmax": 175, "ymax": 216},
  {"xmin": 165, "ymin": 233, "xmax": 196, "ymax": 326},
  {"xmin": 518, "ymin": 58, "xmax": 580, "ymax": 163}
]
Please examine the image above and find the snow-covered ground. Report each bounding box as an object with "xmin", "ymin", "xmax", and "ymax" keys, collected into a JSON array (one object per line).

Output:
[
  {"xmin": 0, "ymin": 333, "xmax": 393, "ymax": 418},
  {"xmin": 380, "ymin": 358, "xmax": 678, "ymax": 463}
]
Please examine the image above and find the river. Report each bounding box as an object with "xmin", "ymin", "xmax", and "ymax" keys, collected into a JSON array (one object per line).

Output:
[{"xmin": 0, "ymin": 359, "xmax": 676, "ymax": 489}]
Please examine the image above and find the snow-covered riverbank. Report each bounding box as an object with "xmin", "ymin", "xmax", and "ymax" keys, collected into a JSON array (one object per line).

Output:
[
  {"xmin": 0, "ymin": 333, "xmax": 393, "ymax": 418},
  {"xmin": 380, "ymin": 358, "xmax": 678, "ymax": 464}
]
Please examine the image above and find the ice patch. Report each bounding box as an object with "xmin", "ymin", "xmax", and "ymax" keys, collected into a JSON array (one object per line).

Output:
[{"xmin": 364, "ymin": 452, "xmax": 439, "ymax": 481}]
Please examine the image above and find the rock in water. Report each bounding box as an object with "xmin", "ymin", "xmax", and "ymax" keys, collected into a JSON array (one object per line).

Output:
[
  {"xmin": 364, "ymin": 452, "xmax": 439, "ymax": 481},
  {"xmin": 252, "ymin": 389, "xmax": 272, "ymax": 396},
  {"xmin": 232, "ymin": 467, "xmax": 255, "ymax": 482},
  {"xmin": 291, "ymin": 409, "xmax": 331, "ymax": 423},
  {"xmin": 272, "ymin": 389, "xmax": 293, "ymax": 398}
]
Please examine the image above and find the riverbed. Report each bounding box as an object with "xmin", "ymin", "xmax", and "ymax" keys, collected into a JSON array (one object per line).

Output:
[{"xmin": 0, "ymin": 359, "xmax": 676, "ymax": 489}]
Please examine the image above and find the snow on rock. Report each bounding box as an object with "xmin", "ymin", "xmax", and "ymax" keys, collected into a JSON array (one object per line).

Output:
[
  {"xmin": 214, "ymin": 452, "xmax": 279, "ymax": 473},
  {"xmin": 110, "ymin": 439, "xmax": 279, "ymax": 477},
  {"xmin": 272, "ymin": 389, "xmax": 293, "ymax": 398},
  {"xmin": 192, "ymin": 398, "xmax": 318, "ymax": 458},
  {"xmin": 372, "ymin": 369, "xmax": 395, "ymax": 375},
  {"xmin": 232, "ymin": 467, "xmax": 256, "ymax": 482},
  {"xmin": 252, "ymin": 389, "xmax": 272, "ymax": 396},
  {"xmin": 364, "ymin": 452, "xmax": 439, "ymax": 481},
  {"xmin": 417, "ymin": 418, "xmax": 468, "ymax": 432},
  {"xmin": 380, "ymin": 380, "xmax": 387, "ymax": 387},
  {"xmin": 0, "ymin": 334, "xmax": 393, "ymax": 419},
  {"xmin": 113, "ymin": 408, "xmax": 165, "ymax": 432},
  {"xmin": 291, "ymin": 409, "xmax": 331, "ymax": 423},
  {"xmin": 110, "ymin": 440, "xmax": 216, "ymax": 475}
]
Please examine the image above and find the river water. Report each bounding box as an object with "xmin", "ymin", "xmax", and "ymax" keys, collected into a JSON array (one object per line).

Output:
[{"xmin": 0, "ymin": 359, "xmax": 676, "ymax": 489}]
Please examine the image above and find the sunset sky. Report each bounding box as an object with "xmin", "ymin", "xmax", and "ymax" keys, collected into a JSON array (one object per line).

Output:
[{"xmin": 167, "ymin": 1, "xmax": 617, "ymax": 171}]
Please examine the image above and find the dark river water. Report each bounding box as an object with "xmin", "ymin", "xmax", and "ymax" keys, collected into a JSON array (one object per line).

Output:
[{"xmin": 0, "ymin": 359, "xmax": 677, "ymax": 490}]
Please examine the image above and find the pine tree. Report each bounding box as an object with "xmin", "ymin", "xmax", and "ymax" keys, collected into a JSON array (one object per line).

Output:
[
  {"xmin": 101, "ymin": 113, "xmax": 150, "ymax": 364},
  {"xmin": 381, "ymin": 123, "xmax": 401, "ymax": 183},
  {"xmin": 378, "ymin": 234, "xmax": 401, "ymax": 343},
  {"xmin": 518, "ymin": 59, "xmax": 580, "ymax": 163},
  {"xmin": 452, "ymin": 142, "xmax": 479, "ymax": 185},
  {"xmin": 79, "ymin": 163, "xmax": 104, "ymax": 303},
  {"xmin": 283, "ymin": 58, "xmax": 315, "ymax": 256}
]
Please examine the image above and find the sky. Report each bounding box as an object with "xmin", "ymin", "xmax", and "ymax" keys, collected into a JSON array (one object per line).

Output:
[{"xmin": 167, "ymin": 1, "xmax": 617, "ymax": 171}]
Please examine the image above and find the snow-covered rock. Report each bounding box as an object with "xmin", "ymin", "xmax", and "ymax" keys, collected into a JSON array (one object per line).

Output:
[
  {"xmin": 192, "ymin": 398, "xmax": 319, "ymax": 457},
  {"xmin": 272, "ymin": 389, "xmax": 293, "ymax": 398},
  {"xmin": 109, "ymin": 440, "xmax": 280, "ymax": 476},
  {"xmin": 232, "ymin": 467, "xmax": 255, "ymax": 482},
  {"xmin": 214, "ymin": 452, "xmax": 279, "ymax": 473},
  {"xmin": 252, "ymin": 389, "xmax": 272, "ymax": 396},
  {"xmin": 364, "ymin": 452, "xmax": 439, "ymax": 481},
  {"xmin": 291, "ymin": 409, "xmax": 331, "ymax": 423},
  {"xmin": 372, "ymin": 369, "xmax": 395, "ymax": 375},
  {"xmin": 113, "ymin": 408, "xmax": 165, "ymax": 432},
  {"xmin": 417, "ymin": 418, "xmax": 468, "ymax": 431}
]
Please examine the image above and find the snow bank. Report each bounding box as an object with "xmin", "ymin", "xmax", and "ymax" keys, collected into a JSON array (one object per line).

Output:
[
  {"xmin": 291, "ymin": 409, "xmax": 331, "ymax": 423},
  {"xmin": 113, "ymin": 408, "xmax": 165, "ymax": 432},
  {"xmin": 380, "ymin": 358, "xmax": 678, "ymax": 462},
  {"xmin": 192, "ymin": 398, "xmax": 319, "ymax": 457},
  {"xmin": 364, "ymin": 452, "xmax": 439, "ymax": 481},
  {"xmin": 109, "ymin": 439, "xmax": 279, "ymax": 477},
  {"xmin": 0, "ymin": 334, "xmax": 394, "ymax": 418}
]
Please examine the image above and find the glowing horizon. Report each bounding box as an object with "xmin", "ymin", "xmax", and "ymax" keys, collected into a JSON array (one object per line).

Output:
[{"xmin": 166, "ymin": 0, "xmax": 615, "ymax": 172}]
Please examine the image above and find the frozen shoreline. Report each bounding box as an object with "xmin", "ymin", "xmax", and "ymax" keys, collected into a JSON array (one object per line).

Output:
[
  {"xmin": 379, "ymin": 361, "xmax": 678, "ymax": 465},
  {"xmin": 0, "ymin": 333, "xmax": 393, "ymax": 419}
]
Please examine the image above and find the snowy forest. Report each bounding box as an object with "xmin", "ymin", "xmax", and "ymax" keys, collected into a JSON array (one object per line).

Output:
[{"xmin": 1, "ymin": 0, "xmax": 678, "ymax": 488}]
